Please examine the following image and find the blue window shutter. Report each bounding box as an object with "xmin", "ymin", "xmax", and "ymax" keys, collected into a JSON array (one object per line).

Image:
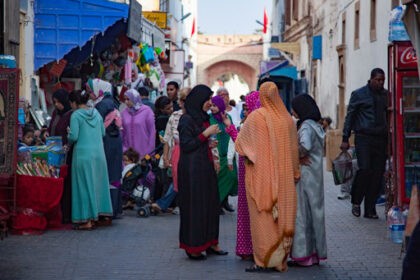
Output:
[{"xmin": 312, "ymin": 35, "xmax": 322, "ymax": 60}]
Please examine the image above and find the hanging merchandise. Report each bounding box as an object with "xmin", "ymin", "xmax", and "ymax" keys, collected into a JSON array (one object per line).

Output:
[{"xmin": 141, "ymin": 45, "xmax": 155, "ymax": 64}]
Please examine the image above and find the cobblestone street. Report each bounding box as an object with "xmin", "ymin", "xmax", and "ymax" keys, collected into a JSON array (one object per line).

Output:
[{"xmin": 0, "ymin": 168, "xmax": 403, "ymax": 280}]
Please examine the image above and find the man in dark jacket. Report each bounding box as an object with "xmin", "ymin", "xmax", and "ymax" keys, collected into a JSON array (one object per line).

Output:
[{"xmin": 340, "ymin": 68, "xmax": 388, "ymax": 219}]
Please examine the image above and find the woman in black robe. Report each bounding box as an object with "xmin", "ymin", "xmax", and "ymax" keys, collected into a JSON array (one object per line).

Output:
[{"xmin": 178, "ymin": 84, "xmax": 228, "ymax": 260}]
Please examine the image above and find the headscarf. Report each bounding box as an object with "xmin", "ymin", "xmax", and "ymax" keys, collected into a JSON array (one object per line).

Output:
[
  {"xmin": 211, "ymin": 95, "xmax": 226, "ymax": 123},
  {"xmin": 291, "ymin": 94, "xmax": 321, "ymax": 128},
  {"xmin": 87, "ymin": 78, "xmax": 112, "ymax": 106},
  {"xmin": 245, "ymin": 91, "xmax": 261, "ymax": 113},
  {"xmin": 184, "ymin": 84, "xmax": 213, "ymax": 125},
  {"xmin": 52, "ymin": 89, "xmax": 71, "ymax": 116},
  {"xmin": 124, "ymin": 88, "xmax": 143, "ymax": 113},
  {"xmin": 235, "ymin": 81, "xmax": 300, "ymax": 239}
]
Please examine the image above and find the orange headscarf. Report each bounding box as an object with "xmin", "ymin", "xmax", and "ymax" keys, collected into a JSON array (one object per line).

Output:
[{"xmin": 235, "ymin": 81, "xmax": 300, "ymax": 236}]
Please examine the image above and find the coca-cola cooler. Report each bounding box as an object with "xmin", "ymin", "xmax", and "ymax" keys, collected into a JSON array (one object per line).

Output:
[{"xmin": 388, "ymin": 41, "xmax": 419, "ymax": 206}]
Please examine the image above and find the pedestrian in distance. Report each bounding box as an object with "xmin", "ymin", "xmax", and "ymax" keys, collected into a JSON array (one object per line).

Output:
[
  {"xmin": 177, "ymin": 84, "xmax": 228, "ymax": 260},
  {"xmin": 166, "ymin": 81, "xmax": 180, "ymax": 111},
  {"xmin": 340, "ymin": 68, "xmax": 388, "ymax": 219},
  {"xmin": 235, "ymin": 81, "xmax": 300, "ymax": 272},
  {"xmin": 288, "ymin": 94, "xmax": 327, "ymax": 267}
]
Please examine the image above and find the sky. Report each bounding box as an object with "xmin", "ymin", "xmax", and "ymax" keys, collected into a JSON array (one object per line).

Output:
[{"xmin": 198, "ymin": 0, "xmax": 272, "ymax": 35}]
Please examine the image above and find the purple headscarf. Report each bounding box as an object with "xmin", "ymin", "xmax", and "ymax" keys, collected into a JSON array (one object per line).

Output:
[
  {"xmin": 245, "ymin": 91, "xmax": 261, "ymax": 113},
  {"xmin": 124, "ymin": 89, "xmax": 143, "ymax": 113},
  {"xmin": 211, "ymin": 95, "xmax": 226, "ymax": 123}
]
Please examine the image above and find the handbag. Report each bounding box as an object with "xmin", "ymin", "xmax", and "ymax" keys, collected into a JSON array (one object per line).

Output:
[{"xmin": 332, "ymin": 151, "xmax": 353, "ymax": 185}]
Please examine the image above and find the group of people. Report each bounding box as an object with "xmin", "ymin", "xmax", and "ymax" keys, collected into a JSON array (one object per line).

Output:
[
  {"xmin": 19, "ymin": 66, "xmax": 409, "ymax": 274},
  {"xmin": 175, "ymin": 80, "xmax": 328, "ymax": 272}
]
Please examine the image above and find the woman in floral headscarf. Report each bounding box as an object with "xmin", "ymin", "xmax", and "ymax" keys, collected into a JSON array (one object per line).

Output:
[
  {"xmin": 86, "ymin": 78, "xmax": 123, "ymax": 220},
  {"xmin": 235, "ymin": 82, "xmax": 300, "ymax": 272},
  {"xmin": 121, "ymin": 88, "xmax": 155, "ymax": 158},
  {"xmin": 210, "ymin": 95, "xmax": 238, "ymax": 214}
]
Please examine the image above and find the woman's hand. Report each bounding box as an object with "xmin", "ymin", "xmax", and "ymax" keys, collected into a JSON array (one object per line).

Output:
[
  {"xmin": 228, "ymin": 164, "xmax": 234, "ymax": 171},
  {"xmin": 203, "ymin": 124, "xmax": 220, "ymax": 137},
  {"xmin": 214, "ymin": 162, "xmax": 220, "ymax": 173},
  {"xmin": 222, "ymin": 112, "xmax": 232, "ymax": 127}
]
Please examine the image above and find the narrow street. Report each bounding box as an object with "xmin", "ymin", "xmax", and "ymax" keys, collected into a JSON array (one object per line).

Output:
[{"xmin": 0, "ymin": 166, "xmax": 403, "ymax": 280}]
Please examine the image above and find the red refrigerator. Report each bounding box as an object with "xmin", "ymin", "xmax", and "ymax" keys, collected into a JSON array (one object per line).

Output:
[{"xmin": 388, "ymin": 41, "xmax": 419, "ymax": 206}]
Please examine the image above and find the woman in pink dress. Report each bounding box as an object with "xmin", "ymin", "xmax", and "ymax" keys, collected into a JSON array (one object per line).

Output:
[{"xmin": 234, "ymin": 91, "xmax": 260, "ymax": 259}]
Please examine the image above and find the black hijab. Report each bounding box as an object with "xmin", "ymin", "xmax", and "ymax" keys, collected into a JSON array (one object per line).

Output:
[
  {"xmin": 184, "ymin": 84, "xmax": 213, "ymax": 125},
  {"xmin": 52, "ymin": 89, "xmax": 71, "ymax": 116},
  {"xmin": 291, "ymin": 94, "xmax": 321, "ymax": 128}
]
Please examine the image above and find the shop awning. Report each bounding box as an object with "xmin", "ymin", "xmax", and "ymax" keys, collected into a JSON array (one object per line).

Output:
[
  {"xmin": 259, "ymin": 60, "xmax": 297, "ymax": 80},
  {"xmin": 34, "ymin": 0, "xmax": 129, "ymax": 70}
]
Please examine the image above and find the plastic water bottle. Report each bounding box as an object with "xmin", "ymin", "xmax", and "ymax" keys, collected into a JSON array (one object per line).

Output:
[
  {"xmin": 388, "ymin": 6, "xmax": 410, "ymax": 42},
  {"xmin": 387, "ymin": 206, "xmax": 405, "ymax": 244}
]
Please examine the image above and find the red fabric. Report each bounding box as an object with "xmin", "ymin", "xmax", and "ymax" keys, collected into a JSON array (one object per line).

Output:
[
  {"xmin": 11, "ymin": 175, "xmax": 64, "ymax": 235},
  {"xmin": 180, "ymin": 239, "xmax": 218, "ymax": 254},
  {"xmin": 191, "ymin": 17, "xmax": 196, "ymax": 37},
  {"xmin": 263, "ymin": 8, "xmax": 268, "ymax": 34},
  {"xmin": 171, "ymin": 144, "xmax": 180, "ymax": 192}
]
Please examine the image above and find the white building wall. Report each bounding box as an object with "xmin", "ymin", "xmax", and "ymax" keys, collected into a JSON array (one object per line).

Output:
[
  {"xmin": 339, "ymin": 0, "xmax": 390, "ymax": 103},
  {"xmin": 315, "ymin": 0, "xmax": 392, "ymax": 127},
  {"xmin": 315, "ymin": 0, "xmax": 340, "ymax": 125},
  {"xmin": 181, "ymin": 0, "xmax": 197, "ymax": 87}
]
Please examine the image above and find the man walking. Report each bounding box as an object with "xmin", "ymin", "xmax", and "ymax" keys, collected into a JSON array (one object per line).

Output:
[{"xmin": 340, "ymin": 68, "xmax": 388, "ymax": 219}]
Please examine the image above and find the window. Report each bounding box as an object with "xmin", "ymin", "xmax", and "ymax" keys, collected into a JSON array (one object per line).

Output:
[
  {"xmin": 285, "ymin": 0, "xmax": 291, "ymax": 25},
  {"xmin": 354, "ymin": 1, "xmax": 360, "ymax": 49},
  {"xmin": 370, "ymin": 0, "xmax": 376, "ymax": 41},
  {"xmin": 342, "ymin": 12, "xmax": 346, "ymax": 44},
  {"xmin": 293, "ymin": 0, "xmax": 299, "ymax": 21}
]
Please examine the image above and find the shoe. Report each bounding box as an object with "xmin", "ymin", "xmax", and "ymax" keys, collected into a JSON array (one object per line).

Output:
[
  {"xmin": 364, "ymin": 213, "xmax": 379, "ymax": 219},
  {"xmin": 186, "ymin": 252, "xmax": 207, "ymax": 260},
  {"xmin": 206, "ymin": 247, "xmax": 228, "ymax": 256},
  {"xmin": 376, "ymin": 195, "xmax": 386, "ymax": 206},
  {"xmin": 287, "ymin": 260, "xmax": 306, "ymax": 267},
  {"xmin": 172, "ymin": 207, "xmax": 180, "ymax": 215},
  {"xmin": 95, "ymin": 217, "xmax": 112, "ymax": 227},
  {"xmin": 352, "ymin": 204, "xmax": 361, "ymax": 217},
  {"xmin": 337, "ymin": 192, "xmax": 350, "ymax": 200},
  {"xmin": 73, "ymin": 223, "xmax": 93, "ymax": 231},
  {"xmin": 245, "ymin": 264, "xmax": 274, "ymax": 273}
]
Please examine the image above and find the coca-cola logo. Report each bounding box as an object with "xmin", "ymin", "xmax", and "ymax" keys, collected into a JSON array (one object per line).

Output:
[{"xmin": 401, "ymin": 47, "xmax": 417, "ymax": 64}]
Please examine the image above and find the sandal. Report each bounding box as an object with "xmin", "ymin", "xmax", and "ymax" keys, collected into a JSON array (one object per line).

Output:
[
  {"xmin": 364, "ymin": 213, "xmax": 379, "ymax": 219},
  {"xmin": 287, "ymin": 260, "xmax": 306, "ymax": 267},
  {"xmin": 245, "ymin": 264, "xmax": 274, "ymax": 273},
  {"xmin": 73, "ymin": 223, "xmax": 93, "ymax": 231},
  {"xmin": 352, "ymin": 204, "xmax": 361, "ymax": 217}
]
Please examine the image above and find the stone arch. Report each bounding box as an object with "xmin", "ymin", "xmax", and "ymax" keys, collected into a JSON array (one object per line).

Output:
[{"xmin": 204, "ymin": 60, "xmax": 257, "ymax": 91}]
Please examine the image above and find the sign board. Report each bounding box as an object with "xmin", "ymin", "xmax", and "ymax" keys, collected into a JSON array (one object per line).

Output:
[
  {"xmin": 128, "ymin": 0, "xmax": 142, "ymax": 42},
  {"xmin": 143, "ymin": 11, "xmax": 167, "ymax": 29}
]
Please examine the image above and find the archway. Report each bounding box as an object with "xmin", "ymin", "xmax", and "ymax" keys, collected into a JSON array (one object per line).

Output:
[{"xmin": 204, "ymin": 60, "xmax": 256, "ymax": 101}]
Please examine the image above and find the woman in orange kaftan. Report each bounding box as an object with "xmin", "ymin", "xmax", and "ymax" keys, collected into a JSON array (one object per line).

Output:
[{"xmin": 235, "ymin": 81, "xmax": 300, "ymax": 272}]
